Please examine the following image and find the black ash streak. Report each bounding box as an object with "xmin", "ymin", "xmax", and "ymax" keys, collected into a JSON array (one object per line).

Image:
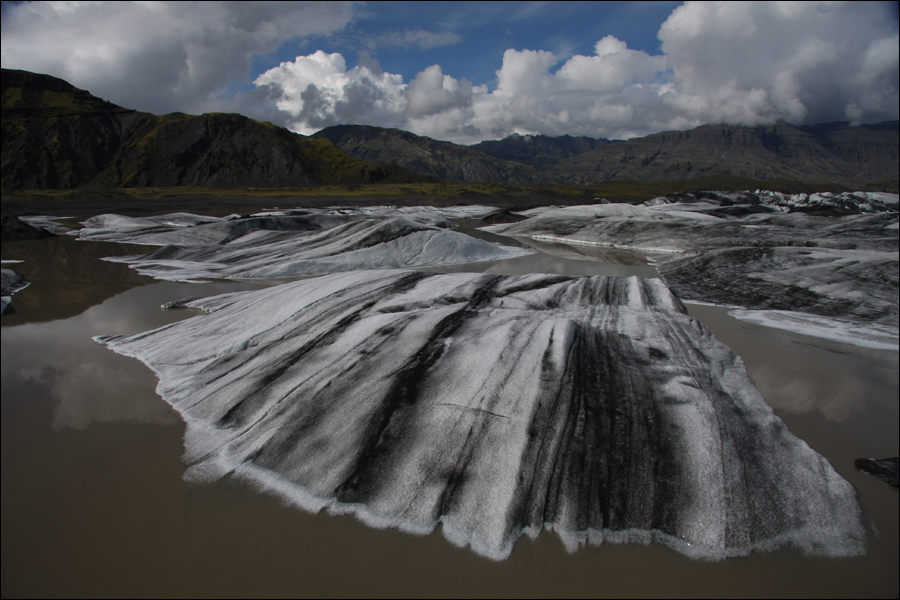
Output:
[{"xmin": 97, "ymin": 269, "xmax": 866, "ymax": 561}]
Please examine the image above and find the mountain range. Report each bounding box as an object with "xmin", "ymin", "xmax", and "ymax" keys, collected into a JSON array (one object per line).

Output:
[
  {"xmin": 2, "ymin": 68, "xmax": 897, "ymax": 192},
  {"xmin": 315, "ymin": 121, "xmax": 897, "ymax": 187},
  {"xmin": 1, "ymin": 68, "xmax": 431, "ymax": 191}
]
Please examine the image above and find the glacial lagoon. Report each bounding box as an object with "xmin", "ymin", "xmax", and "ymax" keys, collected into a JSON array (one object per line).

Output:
[{"xmin": 1, "ymin": 204, "xmax": 897, "ymax": 597}]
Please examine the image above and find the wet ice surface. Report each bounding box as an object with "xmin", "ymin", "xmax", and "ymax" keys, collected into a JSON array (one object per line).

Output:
[
  {"xmin": 96, "ymin": 269, "xmax": 866, "ymax": 561},
  {"xmin": 484, "ymin": 191, "xmax": 899, "ymax": 347},
  {"xmin": 15, "ymin": 199, "xmax": 888, "ymax": 562},
  {"xmin": 4, "ymin": 207, "xmax": 898, "ymax": 595},
  {"xmin": 724, "ymin": 308, "xmax": 898, "ymax": 351},
  {"xmin": 77, "ymin": 207, "xmax": 534, "ymax": 281}
]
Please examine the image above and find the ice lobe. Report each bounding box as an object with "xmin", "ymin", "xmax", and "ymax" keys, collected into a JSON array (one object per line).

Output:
[
  {"xmin": 100, "ymin": 214, "xmax": 533, "ymax": 281},
  {"xmin": 72, "ymin": 207, "xmax": 462, "ymax": 246},
  {"xmin": 483, "ymin": 192, "xmax": 899, "ymax": 341},
  {"xmin": 96, "ymin": 270, "xmax": 866, "ymax": 560}
]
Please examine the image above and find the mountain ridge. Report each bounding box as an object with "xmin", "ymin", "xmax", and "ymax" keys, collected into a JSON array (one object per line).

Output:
[
  {"xmin": 2, "ymin": 68, "xmax": 896, "ymax": 191},
  {"xmin": 315, "ymin": 121, "xmax": 897, "ymax": 187},
  {"xmin": 1, "ymin": 68, "xmax": 432, "ymax": 190},
  {"xmin": 470, "ymin": 133, "xmax": 610, "ymax": 166},
  {"xmin": 312, "ymin": 124, "xmax": 553, "ymax": 185},
  {"xmin": 545, "ymin": 121, "xmax": 898, "ymax": 185}
]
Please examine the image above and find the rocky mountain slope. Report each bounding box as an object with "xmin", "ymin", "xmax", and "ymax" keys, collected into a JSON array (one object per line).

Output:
[
  {"xmin": 470, "ymin": 133, "xmax": 609, "ymax": 166},
  {"xmin": 3, "ymin": 68, "xmax": 895, "ymax": 191},
  {"xmin": 1, "ymin": 69, "xmax": 431, "ymax": 190},
  {"xmin": 547, "ymin": 122, "xmax": 898, "ymax": 186},
  {"xmin": 312, "ymin": 124, "xmax": 552, "ymax": 185},
  {"xmin": 317, "ymin": 121, "xmax": 897, "ymax": 187}
]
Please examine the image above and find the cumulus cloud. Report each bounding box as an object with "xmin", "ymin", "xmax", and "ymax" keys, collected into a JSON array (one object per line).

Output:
[
  {"xmin": 406, "ymin": 65, "xmax": 474, "ymax": 118},
  {"xmin": 2, "ymin": 1, "xmax": 897, "ymax": 143},
  {"xmin": 250, "ymin": 2, "xmax": 896, "ymax": 143},
  {"xmin": 658, "ymin": 1, "xmax": 900, "ymax": 126},
  {"xmin": 254, "ymin": 51, "xmax": 408, "ymax": 133},
  {"xmin": 254, "ymin": 38, "xmax": 673, "ymax": 142},
  {"xmin": 264, "ymin": 2, "xmax": 897, "ymax": 142},
  {"xmin": 0, "ymin": 1, "xmax": 358, "ymax": 116}
]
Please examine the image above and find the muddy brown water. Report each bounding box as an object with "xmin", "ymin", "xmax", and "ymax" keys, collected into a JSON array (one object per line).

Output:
[{"xmin": 2, "ymin": 230, "xmax": 897, "ymax": 598}]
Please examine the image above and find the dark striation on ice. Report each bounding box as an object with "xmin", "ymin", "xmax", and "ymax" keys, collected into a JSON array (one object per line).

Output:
[
  {"xmin": 657, "ymin": 246, "xmax": 898, "ymax": 326},
  {"xmin": 854, "ymin": 457, "xmax": 899, "ymax": 487},
  {"xmin": 14, "ymin": 216, "xmax": 75, "ymax": 236},
  {"xmin": 96, "ymin": 269, "xmax": 866, "ymax": 560},
  {"xmin": 483, "ymin": 191, "xmax": 899, "ymax": 343},
  {"xmin": 1, "ymin": 268, "xmax": 30, "ymax": 314},
  {"xmin": 645, "ymin": 190, "xmax": 900, "ymax": 216},
  {"xmin": 85, "ymin": 207, "xmax": 533, "ymax": 281}
]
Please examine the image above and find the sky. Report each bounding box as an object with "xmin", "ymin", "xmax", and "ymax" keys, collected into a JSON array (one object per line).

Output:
[{"xmin": 1, "ymin": 1, "xmax": 898, "ymax": 144}]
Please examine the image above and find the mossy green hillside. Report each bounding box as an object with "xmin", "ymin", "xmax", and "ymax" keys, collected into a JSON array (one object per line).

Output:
[{"xmin": 2, "ymin": 69, "xmax": 429, "ymax": 191}]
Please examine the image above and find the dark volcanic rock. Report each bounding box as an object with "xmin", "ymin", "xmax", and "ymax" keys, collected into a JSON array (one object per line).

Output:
[{"xmin": 96, "ymin": 269, "xmax": 866, "ymax": 560}]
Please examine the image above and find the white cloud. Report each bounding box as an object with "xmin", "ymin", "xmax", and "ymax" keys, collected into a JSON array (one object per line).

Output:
[
  {"xmin": 657, "ymin": 1, "xmax": 899, "ymax": 127},
  {"xmin": 1, "ymin": 1, "xmax": 358, "ymax": 116},
  {"xmin": 254, "ymin": 51, "xmax": 408, "ymax": 134},
  {"xmin": 254, "ymin": 40, "xmax": 675, "ymax": 143},
  {"xmin": 405, "ymin": 65, "xmax": 473, "ymax": 118},
  {"xmin": 2, "ymin": 1, "xmax": 897, "ymax": 144}
]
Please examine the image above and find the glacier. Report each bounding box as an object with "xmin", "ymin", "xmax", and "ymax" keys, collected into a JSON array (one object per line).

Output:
[
  {"xmin": 484, "ymin": 191, "xmax": 899, "ymax": 346},
  {"xmin": 95, "ymin": 269, "xmax": 867, "ymax": 561}
]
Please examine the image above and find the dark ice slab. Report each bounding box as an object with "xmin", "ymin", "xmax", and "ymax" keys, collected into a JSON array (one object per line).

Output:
[
  {"xmin": 854, "ymin": 457, "xmax": 899, "ymax": 487},
  {"xmin": 96, "ymin": 270, "xmax": 866, "ymax": 560},
  {"xmin": 657, "ymin": 246, "xmax": 899, "ymax": 327}
]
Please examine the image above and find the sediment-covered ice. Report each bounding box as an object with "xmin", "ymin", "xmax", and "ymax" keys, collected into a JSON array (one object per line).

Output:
[
  {"xmin": 483, "ymin": 192, "xmax": 899, "ymax": 336},
  {"xmin": 3, "ymin": 215, "xmax": 67, "ymax": 238},
  {"xmin": 726, "ymin": 308, "xmax": 899, "ymax": 350},
  {"xmin": 96, "ymin": 269, "xmax": 866, "ymax": 560},
  {"xmin": 658, "ymin": 246, "xmax": 899, "ymax": 327},
  {"xmin": 79, "ymin": 212, "xmax": 232, "ymax": 232},
  {"xmin": 72, "ymin": 207, "xmax": 473, "ymax": 246},
  {"xmin": 101, "ymin": 216, "xmax": 534, "ymax": 281}
]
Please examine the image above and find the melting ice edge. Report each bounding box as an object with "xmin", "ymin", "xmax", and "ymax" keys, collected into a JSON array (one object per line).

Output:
[{"xmin": 96, "ymin": 269, "xmax": 866, "ymax": 560}]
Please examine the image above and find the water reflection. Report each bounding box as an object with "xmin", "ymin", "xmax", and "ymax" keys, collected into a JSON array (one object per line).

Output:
[
  {"xmin": 685, "ymin": 303, "xmax": 899, "ymax": 423},
  {"xmin": 1, "ymin": 224, "xmax": 897, "ymax": 598},
  {"xmin": 444, "ymin": 220, "xmax": 659, "ymax": 278},
  {"xmin": 1, "ymin": 236, "xmax": 155, "ymax": 324},
  {"xmin": 2, "ymin": 279, "xmax": 267, "ymax": 430}
]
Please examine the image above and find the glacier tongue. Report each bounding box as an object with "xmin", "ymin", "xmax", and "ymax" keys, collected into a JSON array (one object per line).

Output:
[
  {"xmin": 99, "ymin": 215, "xmax": 534, "ymax": 281},
  {"xmin": 96, "ymin": 269, "xmax": 866, "ymax": 560}
]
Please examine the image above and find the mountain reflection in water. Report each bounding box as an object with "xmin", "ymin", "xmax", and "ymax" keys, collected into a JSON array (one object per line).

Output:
[{"xmin": 1, "ymin": 226, "xmax": 897, "ymax": 598}]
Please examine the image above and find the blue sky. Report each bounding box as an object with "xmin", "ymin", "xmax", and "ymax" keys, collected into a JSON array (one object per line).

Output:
[
  {"xmin": 2, "ymin": 1, "xmax": 898, "ymax": 143},
  {"xmin": 266, "ymin": 1, "xmax": 682, "ymax": 88}
]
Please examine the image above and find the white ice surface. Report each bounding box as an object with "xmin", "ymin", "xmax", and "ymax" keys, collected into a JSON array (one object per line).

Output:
[
  {"xmin": 728, "ymin": 309, "xmax": 899, "ymax": 350},
  {"xmin": 96, "ymin": 269, "xmax": 867, "ymax": 561}
]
